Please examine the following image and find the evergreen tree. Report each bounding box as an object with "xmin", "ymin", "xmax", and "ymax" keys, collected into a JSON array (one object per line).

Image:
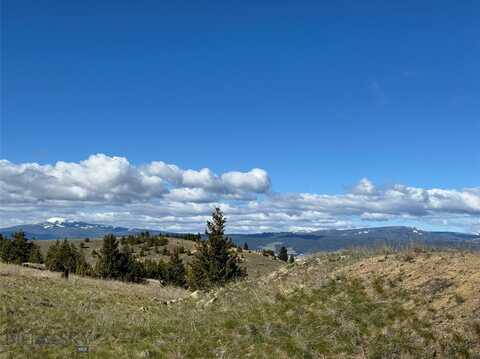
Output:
[
  {"xmin": 46, "ymin": 240, "xmax": 78, "ymax": 272},
  {"xmin": 95, "ymin": 235, "xmax": 123, "ymax": 279},
  {"xmin": 28, "ymin": 245, "xmax": 44, "ymax": 264},
  {"xmin": 278, "ymin": 246, "xmax": 289, "ymax": 262},
  {"xmin": 11, "ymin": 232, "xmax": 32, "ymax": 264},
  {"xmin": 95, "ymin": 234, "xmax": 144, "ymax": 282},
  {"xmin": 0, "ymin": 232, "xmax": 43, "ymax": 264},
  {"xmin": 144, "ymin": 259, "xmax": 167, "ymax": 280},
  {"xmin": 121, "ymin": 257, "xmax": 145, "ymax": 283},
  {"xmin": 288, "ymin": 254, "xmax": 295, "ymax": 264},
  {"xmin": 0, "ymin": 235, "xmax": 15, "ymax": 263},
  {"xmin": 75, "ymin": 248, "xmax": 94, "ymax": 276},
  {"xmin": 44, "ymin": 240, "xmax": 91, "ymax": 276},
  {"xmin": 0, "ymin": 234, "xmax": 5, "ymax": 260},
  {"xmin": 167, "ymin": 248, "xmax": 186, "ymax": 287},
  {"xmin": 188, "ymin": 208, "xmax": 246, "ymax": 289}
]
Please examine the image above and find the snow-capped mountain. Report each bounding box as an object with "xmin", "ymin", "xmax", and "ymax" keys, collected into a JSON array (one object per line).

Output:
[
  {"xmin": 231, "ymin": 226, "xmax": 480, "ymax": 254},
  {"xmin": 0, "ymin": 218, "xmax": 161, "ymax": 240},
  {"xmin": 1, "ymin": 220, "xmax": 479, "ymax": 254}
]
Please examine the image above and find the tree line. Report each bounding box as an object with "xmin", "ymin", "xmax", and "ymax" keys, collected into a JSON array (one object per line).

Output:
[
  {"xmin": 0, "ymin": 232, "xmax": 43, "ymax": 264},
  {"xmin": 0, "ymin": 209, "xmax": 260, "ymax": 289},
  {"xmin": 118, "ymin": 231, "xmax": 201, "ymax": 247}
]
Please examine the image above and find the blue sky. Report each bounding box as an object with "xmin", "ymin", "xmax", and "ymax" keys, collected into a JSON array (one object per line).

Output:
[{"xmin": 1, "ymin": 1, "xmax": 479, "ymax": 233}]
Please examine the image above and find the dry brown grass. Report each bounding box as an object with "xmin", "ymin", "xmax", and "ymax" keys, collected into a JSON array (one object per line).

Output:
[
  {"xmin": 270, "ymin": 248, "xmax": 480, "ymax": 352},
  {"xmin": 0, "ymin": 262, "xmax": 189, "ymax": 303},
  {"xmin": 1, "ymin": 248, "xmax": 479, "ymax": 358},
  {"xmin": 335, "ymin": 250, "xmax": 480, "ymax": 326}
]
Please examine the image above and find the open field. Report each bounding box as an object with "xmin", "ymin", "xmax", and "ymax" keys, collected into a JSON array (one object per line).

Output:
[{"xmin": 1, "ymin": 247, "xmax": 480, "ymax": 358}]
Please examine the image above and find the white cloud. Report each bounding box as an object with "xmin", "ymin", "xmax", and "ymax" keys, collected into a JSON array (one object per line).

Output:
[
  {"xmin": 0, "ymin": 154, "xmax": 479, "ymax": 233},
  {"xmin": 143, "ymin": 161, "xmax": 183, "ymax": 185},
  {"xmin": 0, "ymin": 154, "xmax": 270, "ymax": 204},
  {"xmin": 144, "ymin": 164, "xmax": 270, "ymax": 195},
  {"xmin": 352, "ymin": 178, "xmax": 376, "ymax": 195},
  {"xmin": 360, "ymin": 212, "xmax": 394, "ymax": 221},
  {"xmin": 0, "ymin": 154, "xmax": 166, "ymax": 203},
  {"xmin": 221, "ymin": 169, "xmax": 271, "ymax": 193}
]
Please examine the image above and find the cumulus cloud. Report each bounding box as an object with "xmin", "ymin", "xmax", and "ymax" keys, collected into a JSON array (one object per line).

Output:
[
  {"xmin": 0, "ymin": 155, "xmax": 165, "ymax": 203},
  {"xmin": 221, "ymin": 169, "xmax": 271, "ymax": 193},
  {"xmin": 0, "ymin": 154, "xmax": 479, "ymax": 233},
  {"xmin": 0, "ymin": 154, "xmax": 270, "ymax": 204},
  {"xmin": 265, "ymin": 184, "xmax": 480, "ymax": 218},
  {"xmin": 144, "ymin": 163, "xmax": 270, "ymax": 195}
]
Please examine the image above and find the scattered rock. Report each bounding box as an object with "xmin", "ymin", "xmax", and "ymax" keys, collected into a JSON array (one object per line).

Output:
[
  {"xmin": 145, "ymin": 278, "xmax": 162, "ymax": 286},
  {"xmin": 205, "ymin": 297, "xmax": 217, "ymax": 307},
  {"xmin": 190, "ymin": 290, "xmax": 202, "ymax": 300},
  {"xmin": 423, "ymin": 278, "xmax": 454, "ymax": 296},
  {"xmin": 22, "ymin": 262, "xmax": 46, "ymax": 270}
]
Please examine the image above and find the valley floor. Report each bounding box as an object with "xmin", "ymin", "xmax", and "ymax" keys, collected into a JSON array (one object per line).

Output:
[{"xmin": 1, "ymin": 248, "xmax": 480, "ymax": 358}]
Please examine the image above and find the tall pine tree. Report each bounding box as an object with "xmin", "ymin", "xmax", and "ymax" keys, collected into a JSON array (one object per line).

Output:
[
  {"xmin": 95, "ymin": 234, "xmax": 144, "ymax": 282},
  {"xmin": 167, "ymin": 247, "xmax": 186, "ymax": 287},
  {"xmin": 0, "ymin": 232, "xmax": 43, "ymax": 264},
  {"xmin": 278, "ymin": 246, "xmax": 289, "ymax": 262},
  {"xmin": 95, "ymin": 235, "xmax": 123, "ymax": 279},
  {"xmin": 188, "ymin": 208, "xmax": 246, "ymax": 289}
]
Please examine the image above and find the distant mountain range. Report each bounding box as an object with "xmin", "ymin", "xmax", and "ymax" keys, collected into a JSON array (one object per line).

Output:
[
  {"xmin": 0, "ymin": 218, "xmax": 163, "ymax": 240},
  {"xmin": 230, "ymin": 226, "xmax": 480, "ymax": 254},
  {"xmin": 1, "ymin": 218, "xmax": 479, "ymax": 254}
]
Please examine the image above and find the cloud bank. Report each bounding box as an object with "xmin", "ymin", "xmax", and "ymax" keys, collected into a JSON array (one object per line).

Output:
[
  {"xmin": 0, "ymin": 154, "xmax": 270, "ymax": 203},
  {"xmin": 1, "ymin": 154, "xmax": 479, "ymax": 233}
]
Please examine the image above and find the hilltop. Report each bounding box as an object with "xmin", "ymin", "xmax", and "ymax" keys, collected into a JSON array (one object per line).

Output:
[
  {"xmin": 31, "ymin": 236, "xmax": 283, "ymax": 281},
  {"xmin": 1, "ymin": 246, "xmax": 479, "ymax": 358}
]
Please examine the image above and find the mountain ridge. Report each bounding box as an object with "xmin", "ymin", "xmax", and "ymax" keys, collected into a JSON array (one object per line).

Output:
[
  {"xmin": 0, "ymin": 218, "xmax": 163, "ymax": 240},
  {"xmin": 1, "ymin": 219, "xmax": 479, "ymax": 254},
  {"xmin": 231, "ymin": 226, "xmax": 480, "ymax": 254}
]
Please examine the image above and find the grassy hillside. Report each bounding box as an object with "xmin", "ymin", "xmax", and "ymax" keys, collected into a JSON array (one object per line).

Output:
[
  {"xmin": 1, "ymin": 247, "xmax": 480, "ymax": 358},
  {"xmin": 32, "ymin": 237, "xmax": 283, "ymax": 281}
]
